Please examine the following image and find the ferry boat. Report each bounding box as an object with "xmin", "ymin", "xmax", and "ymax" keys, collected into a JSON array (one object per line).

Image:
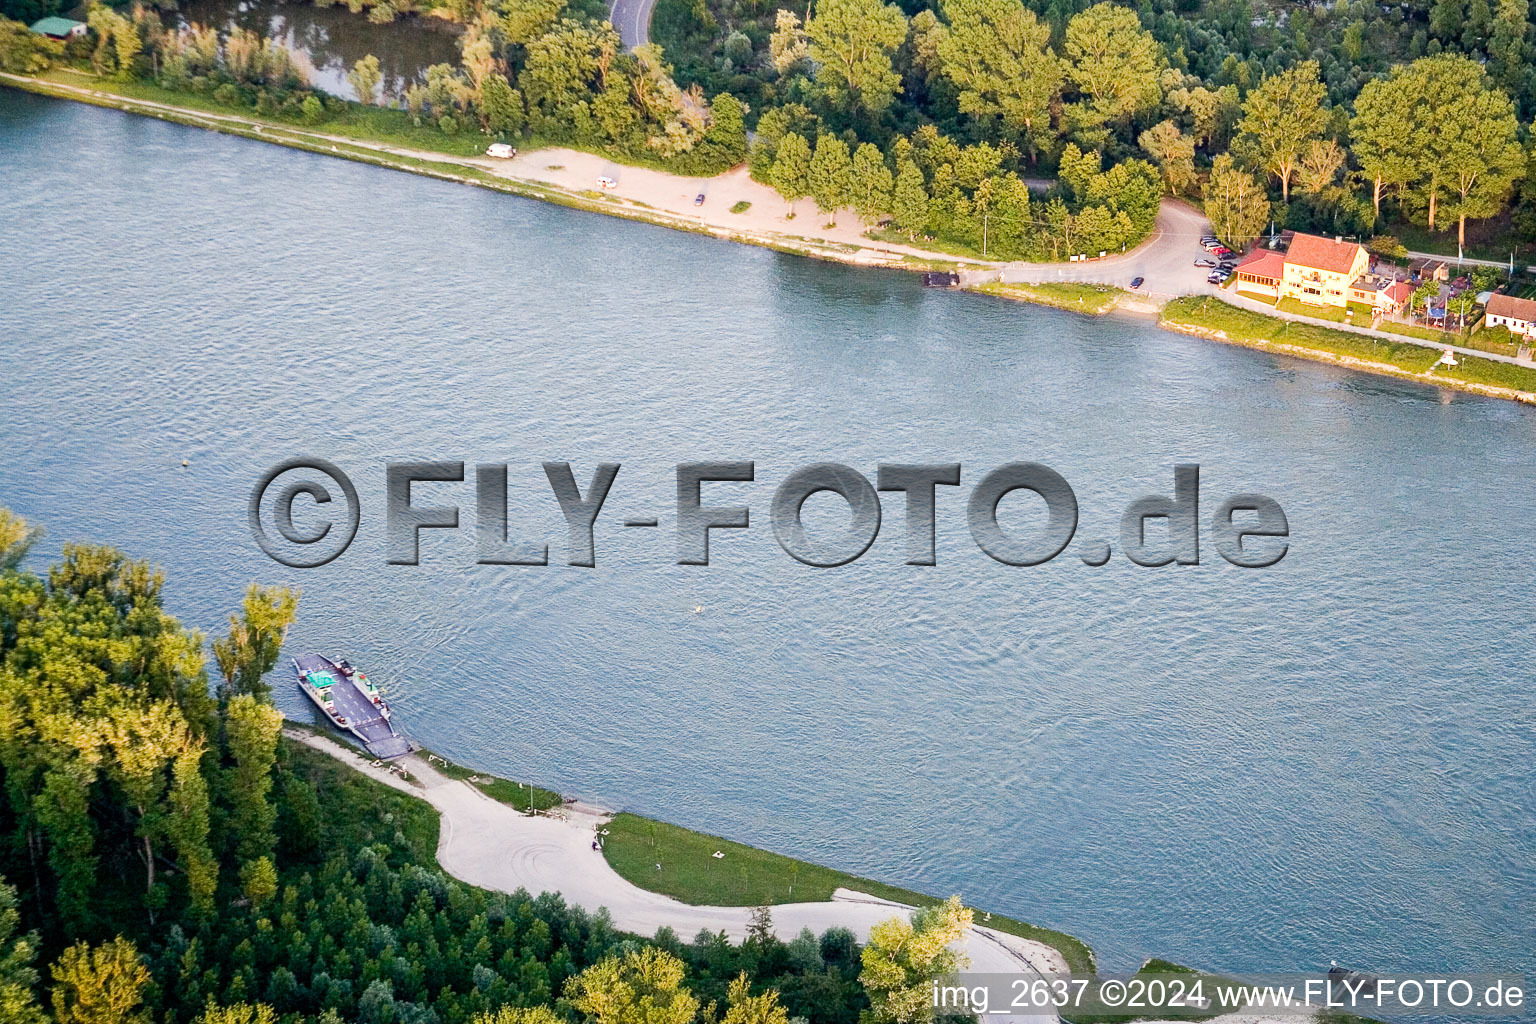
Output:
[{"xmin": 294, "ymin": 653, "xmax": 412, "ymax": 759}]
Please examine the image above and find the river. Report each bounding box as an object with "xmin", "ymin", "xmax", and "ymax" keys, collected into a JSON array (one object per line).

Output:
[{"xmin": 2, "ymin": 89, "xmax": 1532, "ymax": 1004}]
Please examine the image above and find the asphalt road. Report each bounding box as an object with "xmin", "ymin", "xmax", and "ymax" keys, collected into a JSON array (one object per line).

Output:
[
  {"xmin": 996, "ymin": 198, "xmax": 1218, "ymax": 299},
  {"xmin": 290, "ymin": 729, "xmax": 1066, "ymax": 1024},
  {"xmin": 608, "ymin": 0, "xmax": 656, "ymax": 49}
]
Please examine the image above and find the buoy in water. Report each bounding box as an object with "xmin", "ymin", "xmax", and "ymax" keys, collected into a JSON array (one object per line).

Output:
[{"xmin": 181, "ymin": 459, "xmax": 189, "ymax": 467}]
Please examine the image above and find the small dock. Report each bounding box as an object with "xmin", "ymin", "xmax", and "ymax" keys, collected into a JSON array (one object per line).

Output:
[{"xmin": 295, "ymin": 654, "xmax": 412, "ymax": 760}]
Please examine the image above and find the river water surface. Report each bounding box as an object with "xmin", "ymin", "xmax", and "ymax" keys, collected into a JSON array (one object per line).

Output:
[{"xmin": 2, "ymin": 89, "xmax": 1533, "ymax": 1000}]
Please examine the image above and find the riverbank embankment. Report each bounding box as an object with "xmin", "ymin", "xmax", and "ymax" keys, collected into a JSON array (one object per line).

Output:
[{"xmin": 10, "ymin": 70, "xmax": 1536, "ymax": 408}]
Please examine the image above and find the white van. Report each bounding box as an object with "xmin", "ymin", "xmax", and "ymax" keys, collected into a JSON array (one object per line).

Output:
[{"xmin": 486, "ymin": 143, "xmax": 516, "ymax": 159}]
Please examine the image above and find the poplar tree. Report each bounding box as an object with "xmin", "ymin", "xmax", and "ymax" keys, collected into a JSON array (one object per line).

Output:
[
  {"xmin": 808, "ymin": 135, "xmax": 854, "ymax": 224},
  {"xmin": 0, "ymin": 880, "xmax": 45, "ymax": 1024},
  {"xmin": 771, "ymin": 132, "xmax": 812, "ymax": 216},
  {"xmin": 1236, "ymin": 60, "xmax": 1328, "ymax": 202},
  {"xmin": 891, "ymin": 161, "xmax": 929, "ymax": 236},
  {"xmin": 213, "ymin": 586, "xmax": 299, "ymax": 702},
  {"xmin": 1064, "ymin": 3, "xmax": 1163, "ymax": 133},
  {"xmin": 1204, "ymin": 154, "xmax": 1269, "ymax": 248},
  {"xmin": 805, "ymin": 0, "xmax": 907, "ymax": 114},
  {"xmin": 347, "ymin": 54, "xmax": 381, "ymax": 104},
  {"xmin": 851, "ymin": 143, "xmax": 893, "ymax": 224},
  {"xmin": 223, "ymin": 694, "xmax": 284, "ymax": 864},
  {"xmin": 935, "ymin": 0, "xmax": 1062, "ymax": 160},
  {"xmin": 1350, "ymin": 72, "xmax": 1418, "ymax": 219}
]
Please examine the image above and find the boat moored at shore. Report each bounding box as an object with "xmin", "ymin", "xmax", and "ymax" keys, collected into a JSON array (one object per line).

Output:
[{"xmin": 294, "ymin": 653, "xmax": 412, "ymax": 759}]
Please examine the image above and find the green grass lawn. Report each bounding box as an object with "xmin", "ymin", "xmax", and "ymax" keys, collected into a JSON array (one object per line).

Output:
[
  {"xmin": 1275, "ymin": 296, "xmax": 1348, "ymax": 322},
  {"xmin": 1162, "ymin": 296, "xmax": 1536, "ymax": 394},
  {"xmin": 1465, "ymin": 328, "xmax": 1521, "ymax": 357},
  {"xmin": 600, "ymin": 812, "xmax": 1095, "ymax": 977},
  {"xmin": 1161, "ymin": 296, "xmax": 1536, "ymax": 396},
  {"xmin": 420, "ymin": 749, "xmax": 564, "ymax": 812},
  {"xmin": 972, "ymin": 281, "xmax": 1125, "ymax": 314},
  {"xmin": 1377, "ymin": 319, "xmax": 1461, "ymax": 343}
]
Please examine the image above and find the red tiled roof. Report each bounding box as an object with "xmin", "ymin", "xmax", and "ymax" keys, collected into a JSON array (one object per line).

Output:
[
  {"xmin": 1386, "ymin": 281, "xmax": 1413, "ymax": 304},
  {"xmin": 1487, "ymin": 293, "xmax": 1536, "ymax": 322},
  {"xmin": 1235, "ymin": 249, "xmax": 1284, "ymax": 281},
  {"xmin": 1284, "ymin": 233, "xmax": 1366, "ymax": 275}
]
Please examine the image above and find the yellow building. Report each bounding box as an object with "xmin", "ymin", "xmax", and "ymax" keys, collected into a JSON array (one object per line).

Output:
[{"xmin": 1280, "ymin": 233, "xmax": 1370, "ymax": 308}]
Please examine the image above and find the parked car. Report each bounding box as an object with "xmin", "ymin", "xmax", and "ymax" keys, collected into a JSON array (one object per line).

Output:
[
  {"xmin": 596, "ymin": 176, "xmax": 617, "ymax": 189},
  {"xmin": 1207, "ymin": 271, "xmax": 1224, "ymax": 284},
  {"xmin": 1130, "ymin": 276, "xmax": 1145, "ymax": 289},
  {"xmin": 486, "ymin": 143, "xmax": 516, "ymax": 159},
  {"xmin": 694, "ymin": 193, "xmax": 706, "ymax": 206},
  {"xmin": 1195, "ymin": 258, "xmax": 1216, "ymax": 268},
  {"xmin": 1218, "ymin": 261, "xmax": 1236, "ymax": 271},
  {"xmin": 1203, "ymin": 240, "xmax": 1223, "ymax": 251}
]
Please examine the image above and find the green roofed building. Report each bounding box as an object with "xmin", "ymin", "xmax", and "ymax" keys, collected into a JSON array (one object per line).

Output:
[{"xmin": 29, "ymin": 16, "xmax": 87, "ymax": 38}]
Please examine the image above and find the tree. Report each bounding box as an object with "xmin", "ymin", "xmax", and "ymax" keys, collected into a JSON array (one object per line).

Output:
[
  {"xmin": 808, "ymin": 135, "xmax": 854, "ymax": 224},
  {"xmin": 723, "ymin": 973, "xmax": 790, "ymax": 1024},
  {"xmin": 0, "ymin": 508, "xmax": 40, "ymax": 571},
  {"xmin": 566, "ymin": 948, "xmax": 699, "ymax": 1024},
  {"xmin": 892, "ymin": 160, "xmax": 929, "ymax": 237},
  {"xmin": 768, "ymin": 10, "xmax": 809, "ymax": 76},
  {"xmin": 1350, "ymin": 72, "xmax": 1418, "ymax": 219},
  {"xmin": 212, "ymin": 585, "xmax": 298, "ymax": 702},
  {"xmin": 701, "ymin": 93, "xmax": 748, "ymax": 167},
  {"xmin": 771, "ymin": 132, "xmax": 812, "ymax": 216},
  {"xmin": 1064, "ymin": 3, "xmax": 1163, "ymax": 133},
  {"xmin": 1295, "ymin": 138, "xmax": 1345, "ymax": 196},
  {"xmin": 50, "ymin": 938, "xmax": 150, "ymax": 1024},
  {"xmin": 347, "ymin": 54, "xmax": 381, "ymax": 104},
  {"xmin": 498, "ymin": 0, "xmax": 564, "ymax": 45},
  {"xmin": 1204, "ymin": 154, "xmax": 1269, "ymax": 249},
  {"xmin": 222, "ymin": 693, "xmax": 283, "ymax": 863},
  {"xmin": 1392, "ymin": 55, "xmax": 1524, "ymax": 242},
  {"xmin": 859, "ymin": 895, "xmax": 972, "ymax": 1024},
  {"xmin": 0, "ymin": 879, "xmax": 44, "ymax": 1024},
  {"xmin": 1237, "ymin": 60, "xmax": 1328, "ymax": 201},
  {"xmin": 195, "ymin": 1005, "xmax": 277, "ymax": 1024},
  {"xmin": 935, "ymin": 0, "xmax": 1062, "ymax": 160},
  {"xmin": 238, "ymin": 856, "xmax": 278, "ymax": 909},
  {"xmin": 851, "ymin": 143, "xmax": 893, "ymax": 225},
  {"xmin": 1138, "ymin": 120, "xmax": 1196, "ymax": 196},
  {"xmin": 0, "ymin": 21, "xmax": 63, "ymax": 75},
  {"xmin": 1436, "ymin": 83, "xmax": 1524, "ymax": 249},
  {"xmin": 472, "ymin": 1009, "xmax": 562, "ymax": 1024},
  {"xmin": 806, "ymin": 0, "xmax": 908, "ymax": 114},
  {"xmin": 102, "ymin": 701, "xmax": 193, "ymax": 917},
  {"xmin": 1488, "ymin": 0, "xmax": 1529, "ymax": 91},
  {"xmin": 480, "ymin": 73, "xmax": 524, "ymax": 135}
]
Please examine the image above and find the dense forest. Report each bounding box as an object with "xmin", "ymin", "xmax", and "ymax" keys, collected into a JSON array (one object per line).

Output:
[
  {"xmin": 3, "ymin": 0, "xmax": 1535, "ymax": 261},
  {"xmin": 0, "ymin": 506, "xmax": 975, "ymax": 1024}
]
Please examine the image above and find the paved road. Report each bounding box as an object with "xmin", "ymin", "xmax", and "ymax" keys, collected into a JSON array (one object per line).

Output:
[
  {"xmin": 608, "ymin": 0, "xmax": 656, "ymax": 48},
  {"xmin": 1405, "ymin": 249, "xmax": 1533, "ymax": 274},
  {"xmin": 289, "ymin": 729, "xmax": 1065, "ymax": 1023},
  {"xmin": 986, "ymin": 198, "xmax": 1218, "ymax": 301}
]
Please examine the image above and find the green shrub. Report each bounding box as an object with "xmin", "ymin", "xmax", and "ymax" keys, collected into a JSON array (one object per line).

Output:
[
  {"xmin": 301, "ymin": 95, "xmax": 324, "ymax": 124},
  {"xmin": 730, "ymin": 200, "xmax": 751, "ymax": 213}
]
